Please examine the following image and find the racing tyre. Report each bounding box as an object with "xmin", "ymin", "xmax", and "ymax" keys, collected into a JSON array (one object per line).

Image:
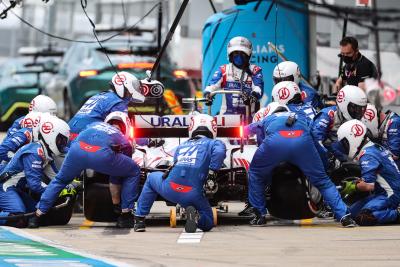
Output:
[
  {"xmin": 84, "ymin": 182, "xmax": 118, "ymax": 222},
  {"xmin": 170, "ymin": 208, "xmax": 177, "ymax": 228},
  {"xmin": 212, "ymin": 207, "xmax": 218, "ymax": 226},
  {"xmin": 40, "ymin": 196, "xmax": 76, "ymax": 226}
]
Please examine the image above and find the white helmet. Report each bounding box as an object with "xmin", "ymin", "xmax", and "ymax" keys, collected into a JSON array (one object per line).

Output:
[
  {"xmin": 337, "ymin": 119, "xmax": 368, "ymax": 159},
  {"xmin": 361, "ymin": 103, "xmax": 379, "ymax": 138},
  {"xmin": 336, "ymin": 85, "xmax": 367, "ymax": 121},
  {"xmin": 227, "ymin": 36, "xmax": 252, "ymax": 58},
  {"xmin": 272, "ymin": 61, "xmax": 301, "ymax": 85},
  {"xmin": 21, "ymin": 111, "xmax": 43, "ymax": 129},
  {"xmin": 33, "ymin": 113, "xmax": 54, "ymax": 142},
  {"xmin": 104, "ymin": 111, "xmax": 133, "ymax": 141},
  {"xmin": 252, "ymin": 102, "xmax": 288, "ymax": 123},
  {"xmin": 188, "ymin": 114, "xmax": 217, "ymax": 139},
  {"xmin": 29, "ymin": 95, "xmax": 57, "ymax": 115},
  {"xmin": 38, "ymin": 117, "xmax": 70, "ymax": 156},
  {"xmin": 111, "ymin": 72, "xmax": 144, "ymax": 102},
  {"xmin": 271, "ymin": 81, "xmax": 302, "ymax": 105}
]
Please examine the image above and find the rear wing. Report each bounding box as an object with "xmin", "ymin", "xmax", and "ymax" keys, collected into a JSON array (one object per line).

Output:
[
  {"xmin": 18, "ymin": 47, "xmax": 64, "ymax": 58},
  {"xmin": 132, "ymin": 115, "xmax": 243, "ymax": 138}
]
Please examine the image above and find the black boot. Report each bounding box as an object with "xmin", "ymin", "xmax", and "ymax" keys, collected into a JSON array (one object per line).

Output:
[
  {"xmin": 134, "ymin": 215, "xmax": 146, "ymax": 232},
  {"xmin": 249, "ymin": 210, "xmax": 266, "ymax": 227},
  {"xmin": 116, "ymin": 212, "xmax": 134, "ymax": 228},
  {"xmin": 340, "ymin": 214, "xmax": 357, "ymax": 228},
  {"xmin": 238, "ymin": 201, "xmax": 255, "ymax": 217},
  {"xmin": 27, "ymin": 215, "xmax": 40, "ymax": 229},
  {"xmin": 185, "ymin": 206, "xmax": 198, "ymax": 233}
]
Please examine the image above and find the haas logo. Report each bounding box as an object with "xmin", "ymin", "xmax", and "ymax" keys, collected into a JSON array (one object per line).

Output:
[
  {"xmin": 41, "ymin": 122, "xmax": 53, "ymax": 134},
  {"xmin": 351, "ymin": 124, "xmax": 364, "ymax": 137},
  {"xmin": 278, "ymin": 87, "xmax": 290, "ymax": 100},
  {"xmin": 113, "ymin": 74, "xmax": 127, "ymax": 86},
  {"xmin": 337, "ymin": 90, "xmax": 345, "ymax": 103},
  {"xmin": 364, "ymin": 108, "xmax": 376, "ymax": 122}
]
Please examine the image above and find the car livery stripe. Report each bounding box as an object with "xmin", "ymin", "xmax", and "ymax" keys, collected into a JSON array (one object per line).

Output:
[{"xmin": 0, "ymin": 226, "xmax": 132, "ymax": 266}]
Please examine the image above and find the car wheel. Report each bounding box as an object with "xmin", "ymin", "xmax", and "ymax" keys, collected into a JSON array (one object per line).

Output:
[{"xmin": 63, "ymin": 90, "xmax": 73, "ymax": 121}]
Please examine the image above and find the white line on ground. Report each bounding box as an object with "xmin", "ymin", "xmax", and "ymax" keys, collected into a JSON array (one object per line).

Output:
[{"xmin": 177, "ymin": 229, "xmax": 204, "ymax": 244}]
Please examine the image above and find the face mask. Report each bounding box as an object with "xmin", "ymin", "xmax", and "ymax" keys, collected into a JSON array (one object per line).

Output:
[
  {"xmin": 342, "ymin": 55, "xmax": 354, "ymax": 64},
  {"xmin": 233, "ymin": 54, "xmax": 245, "ymax": 68}
]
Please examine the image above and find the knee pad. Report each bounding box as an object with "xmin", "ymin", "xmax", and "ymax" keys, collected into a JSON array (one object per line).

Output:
[{"xmin": 355, "ymin": 209, "xmax": 378, "ymax": 226}]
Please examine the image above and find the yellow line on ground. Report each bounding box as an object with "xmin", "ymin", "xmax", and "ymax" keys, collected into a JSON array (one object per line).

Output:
[
  {"xmin": 79, "ymin": 219, "xmax": 94, "ymax": 230},
  {"xmin": 300, "ymin": 218, "xmax": 313, "ymax": 226}
]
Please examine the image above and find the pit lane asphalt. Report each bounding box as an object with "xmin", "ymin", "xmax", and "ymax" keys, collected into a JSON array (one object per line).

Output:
[{"xmin": 20, "ymin": 202, "xmax": 400, "ymax": 267}]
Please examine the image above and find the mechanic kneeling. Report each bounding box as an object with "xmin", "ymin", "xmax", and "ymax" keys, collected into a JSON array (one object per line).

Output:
[
  {"xmin": 338, "ymin": 120, "xmax": 400, "ymax": 226},
  {"xmin": 247, "ymin": 106, "xmax": 355, "ymax": 227},
  {"xmin": 32, "ymin": 111, "xmax": 140, "ymax": 228},
  {"xmin": 0, "ymin": 116, "xmax": 70, "ymax": 228},
  {"xmin": 134, "ymin": 114, "xmax": 226, "ymax": 233}
]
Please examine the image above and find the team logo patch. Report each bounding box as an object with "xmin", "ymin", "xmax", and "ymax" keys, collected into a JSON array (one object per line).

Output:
[
  {"xmin": 301, "ymin": 91, "xmax": 307, "ymax": 101},
  {"xmin": 113, "ymin": 74, "xmax": 127, "ymax": 86},
  {"xmin": 278, "ymin": 87, "xmax": 290, "ymax": 100},
  {"xmin": 41, "ymin": 122, "xmax": 53, "ymax": 134},
  {"xmin": 364, "ymin": 108, "xmax": 376, "ymax": 122},
  {"xmin": 337, "ymin": 90, "xmax": 345, "ymax": 103},
  {"xmin": 37, "ymin": 147, "xmax": 45, "ymax": 159},
  {"xmin": 351, "ymin": 124, "xmax": 364, "ymax": 137}
]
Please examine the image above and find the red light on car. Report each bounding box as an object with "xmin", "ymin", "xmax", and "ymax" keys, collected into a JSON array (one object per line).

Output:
[
  {"xmin": 118, "ymin": 62, "xmax": 154, "ymax": 69},
  {"xmin": 173, "ymin": 70, "xmax": 188, "ymax": 78},
  {"xmin": 129, "ymin": 126, "xmax": 135, "ymax": 140},
  {"xmin": 239, "ymin": 125, "xmax": 243, "ymax": 138},
  {"xmin": 79, "ymin": 70, "xmax": 98, "ymax": 77}
]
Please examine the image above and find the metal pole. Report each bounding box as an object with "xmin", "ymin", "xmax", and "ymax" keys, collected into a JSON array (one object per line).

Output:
[
  {"xmin": 338, "ymin": 15, "xmax": 348, "ymax": 78},
  {"xmin": 156, "ymin": 0, "xmax": 163, "ymax": 114},
  {"xmin": 150, "ymin": 0, "xmax": 190, "ymax": 80},
  {"xmin": 372, "ymin": 0, "xmax": 381, "ymax": 80}
]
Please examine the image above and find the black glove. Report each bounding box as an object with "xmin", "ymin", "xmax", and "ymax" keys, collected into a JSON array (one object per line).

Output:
[
  {"xmin": 204, "ymin": 92, "xmax": 214, "ymax": 106},
  {"xmin": 250, "ymin": 91, "xmax": 260, "ymax": 103}
]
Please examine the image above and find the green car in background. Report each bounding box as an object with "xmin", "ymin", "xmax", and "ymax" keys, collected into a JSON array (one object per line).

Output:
[
  {"xmin": 0, "ymin": 48, "xmax": 63, "ymax": 129},
  {"xmin": 44, "ymin": 34, "xmax": 201, "ymax": 119}
]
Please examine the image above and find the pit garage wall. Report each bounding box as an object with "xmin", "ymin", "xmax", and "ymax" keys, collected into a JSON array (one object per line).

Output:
[{"xmin": 202, "ymin": 0, "xmax": 310, "ymax": 114}]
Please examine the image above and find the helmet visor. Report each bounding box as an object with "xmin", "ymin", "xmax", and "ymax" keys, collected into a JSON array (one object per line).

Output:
[
  {"xmin": 56, "ymin": 134, "xmax": 69, "ymax": 154},
  {"xmin": 347, "ymin": 102, "xmax": 367, "ymax": 120},
  {"xmin": 273, "ymin": 75, "xmax": 294, "ymax": 85}
]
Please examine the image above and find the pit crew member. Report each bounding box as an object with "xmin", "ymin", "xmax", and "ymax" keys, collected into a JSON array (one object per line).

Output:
[
  {"xmin": 134, "ymin": 114, "xmax": 226, "ymax": 233},
  {"xmin": 204, "ymin": 36, "xmax": 264, "ymax": 116},
  {"xmin": 273, "ymin": 61, "xmax": 322, "ymax": 110},
  {"xmin": 311, "ymin": 85, "xmax": 367, "ymax": 168},
  {"xmin": 271, "ymin": 81, "xmax": 316, "ymax": 121},
  {"xmin": 248, "ymin": 109, "xmax": 355, "ymax": 227},
  {"xmin": 68, "ymin": 72, "xmax": 144, "ymax": 141},
  {"xmin": 6, "ymin": 95, "xmax": 57, "ymax": 138},
  {"xmin": 33, "ymin": 112, "xmax": 140, "ymax": 228},
  {"xmin": 0, "ymin": 116, "xmax": 69, "ymax": 228},
  {"xmin": 362, "ymin": 103, "xmax": 400, "ymax": 168},
  {"xmin": 338, "ymin": 120, "xmax": 400, "ymax": 225}
]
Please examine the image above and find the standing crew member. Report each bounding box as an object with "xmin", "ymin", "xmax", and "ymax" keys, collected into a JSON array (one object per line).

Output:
[
  {"xmin": 68, "ymin": 72, "xmax": 144, "ymax": 140},
  {"xmin": 32, "ymin": 112, "xmax": 140, "ymax": 228},
  {"xmin": 334, "ymin": 36, "xmax": 378, "ymax": 92},
  {"xmin": 204, "ymin": 36, "xmax": 264, "ymax": 116},
  {"xmin": 338, "ymin": 120, "xmax": 400, "ymax": 225},
  {"xmin": 134, "ymin": 114, "xmax": 226, "ymax": 233}
]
